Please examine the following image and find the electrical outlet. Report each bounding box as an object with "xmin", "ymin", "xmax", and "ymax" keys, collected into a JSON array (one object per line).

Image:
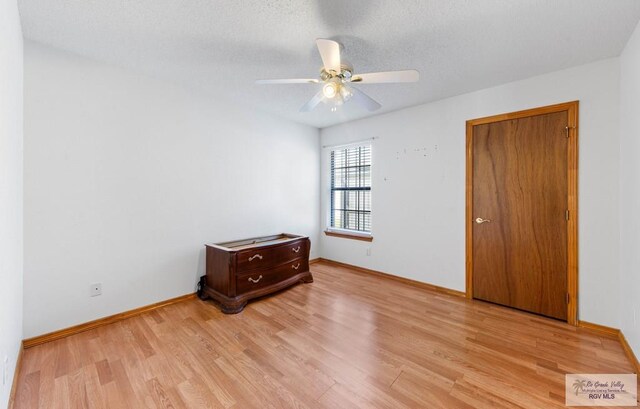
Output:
[
  {"xmin": 366, "ymin": 248, "xmax": 371, "ymax": 256},
  {"xmin": 3, "ymin": 355, "xmax": 8, "ymax": 386},
  {"xmin": 90, "ymin": 283, "xmax": 102, "ymax": 297}
]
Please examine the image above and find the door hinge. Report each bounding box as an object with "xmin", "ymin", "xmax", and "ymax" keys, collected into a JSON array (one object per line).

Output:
[
  {"xmin": 565, "ymin": 210, "xmax": 569, "ymax": 221},
  {"xmin": 566, "ymin": 293, "xmax": 570, "ymax": 304},
  {"xmin": 565, "ymin": 126, "xmax": 575, "ymax": 138}
]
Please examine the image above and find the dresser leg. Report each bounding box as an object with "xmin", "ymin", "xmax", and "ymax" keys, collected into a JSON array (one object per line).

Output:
[
  {"xmin": 197, "ymin": 276, "xmax": 210, "ymax": 300},
  {"xmin": 221, "ymin": 301, "xmax": 247, "ymax": 314},
  {"xmin": 301, "ymin": 273, "xmax": 314, "ymax": 283}
]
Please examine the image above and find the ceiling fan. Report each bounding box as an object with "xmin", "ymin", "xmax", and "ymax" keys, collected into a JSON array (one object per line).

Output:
[{"xmin": 256, "ymin": 39, "xmax": 419, "ymax": 113}]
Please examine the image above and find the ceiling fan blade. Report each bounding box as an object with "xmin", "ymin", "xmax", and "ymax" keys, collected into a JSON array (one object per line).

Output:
[
  {"xmin": 300, "ymin": 90, "xmax": 325, "ymax": 112},
  {"xmin": 349, "ymin": 86, "xmax": 381, "ymax": 112},
  {"xmin": 255, "ymin": 78, "xmax": 319, "ymax": 84},
  {"xmin": 316, "ymin": 39, "xmax": 341, "ymax": 73},
  {"xmin": 351, "ymin": 69, "xmax": 419, "ymax": 84}
]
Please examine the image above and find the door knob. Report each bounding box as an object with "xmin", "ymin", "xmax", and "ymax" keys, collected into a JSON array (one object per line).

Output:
[{"xmin": 475, "ymin": 217, "xmax": 491, "ymax": 224}]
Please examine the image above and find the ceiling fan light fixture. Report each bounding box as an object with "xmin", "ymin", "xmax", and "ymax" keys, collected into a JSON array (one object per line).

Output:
[
  {"xmin": 256, "ymin": 38, "xmax": 418, "ymax": 113},
  {"xmin": 339, "ymin": 86, "xmax": 353, "ymax": 101},
  {"xmin": 322, "ymin": 80, "xmax": 339, "ymax": 99}
]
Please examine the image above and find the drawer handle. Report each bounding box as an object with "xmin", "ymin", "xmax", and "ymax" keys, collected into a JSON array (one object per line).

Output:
[
  {"xmin": 248, "ymin": 275, "xmax": 263, "ymax": 283},
  {"xmin": 292, "ymin": 246, "xmax": 301, "ymax": 253},
  {"xmin": 292, "ymin": 263, "xmax": 301, "ymax": 270},
  {"xmin": 248, "ymin": 254, "xmax": 263, "ymax": 261}
]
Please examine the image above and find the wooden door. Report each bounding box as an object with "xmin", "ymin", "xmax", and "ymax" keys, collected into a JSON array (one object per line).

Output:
[{"xmin": 466, "ymin": 103, "xmax": 578, "ymax": 322}]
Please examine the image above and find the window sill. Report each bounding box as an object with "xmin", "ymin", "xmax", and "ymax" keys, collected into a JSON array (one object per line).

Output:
[{"xmin": 324, "ymin": 230, "xmax": 373, "ymax": 242}]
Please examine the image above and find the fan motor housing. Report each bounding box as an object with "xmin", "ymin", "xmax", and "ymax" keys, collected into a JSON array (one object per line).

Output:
[{"xmin": 320, "ymin": 63, "xmax": 353, "ymax": 82}]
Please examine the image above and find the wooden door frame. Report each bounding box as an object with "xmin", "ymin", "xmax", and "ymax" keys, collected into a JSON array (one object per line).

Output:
[{"xmin": 465, "ymin": 101, "xmax": 579, "ymax": 325}]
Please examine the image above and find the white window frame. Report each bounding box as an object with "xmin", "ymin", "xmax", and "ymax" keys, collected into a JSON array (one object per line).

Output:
[{"xmin": 325, "ymin": 140, "xmax": 373, "ymax": 238}]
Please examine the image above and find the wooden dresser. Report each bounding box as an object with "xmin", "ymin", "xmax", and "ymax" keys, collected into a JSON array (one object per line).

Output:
[{"xmin": 199, "ymin": 233, "xmax": 313, "ymax": 313}]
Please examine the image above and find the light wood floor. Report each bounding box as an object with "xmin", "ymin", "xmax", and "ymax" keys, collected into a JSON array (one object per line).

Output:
[{"xmin": 14, "ymin": 261, "xmax": 636, "ymax": 408}]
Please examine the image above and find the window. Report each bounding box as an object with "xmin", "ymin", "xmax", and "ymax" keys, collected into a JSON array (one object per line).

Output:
[{"xmin": 329, "ymin": 144, "xmax": 372, "ymax": 233}]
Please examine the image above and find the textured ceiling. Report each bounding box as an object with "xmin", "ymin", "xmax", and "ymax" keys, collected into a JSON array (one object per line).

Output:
[{"xmin": 19, "ymin": 0, "xmax": 640, "ymax": 128}]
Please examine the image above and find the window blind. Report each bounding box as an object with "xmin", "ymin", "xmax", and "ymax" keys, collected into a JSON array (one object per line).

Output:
[{"xmin": 330, "ymin": 144, "xmax": 371, "ymax": 232}]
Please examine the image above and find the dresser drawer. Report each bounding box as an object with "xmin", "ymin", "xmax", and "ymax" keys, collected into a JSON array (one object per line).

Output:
[
  {"xmin": 236, "ymin": 239, "xmax": 308, "ymax": 272},
  {"xmin": 237, "ymin": 258, "xmax": 308, "ymax": 294}
]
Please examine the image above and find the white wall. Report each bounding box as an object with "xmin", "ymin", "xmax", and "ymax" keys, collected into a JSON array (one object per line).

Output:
[
  {"xmin": 0, "ymin": 0, "xmax": 24, "ymax": 407},
  {"xmin": 320, "ymin": 58, "xmax": 621, "ymax": 327},
  {"xmin": 619, "ymin": 20, "xmax": 640, "ymax": 359},
  {"xmin": 23, "ymin": 42, "xmax": 320, "ymax": 338}
]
